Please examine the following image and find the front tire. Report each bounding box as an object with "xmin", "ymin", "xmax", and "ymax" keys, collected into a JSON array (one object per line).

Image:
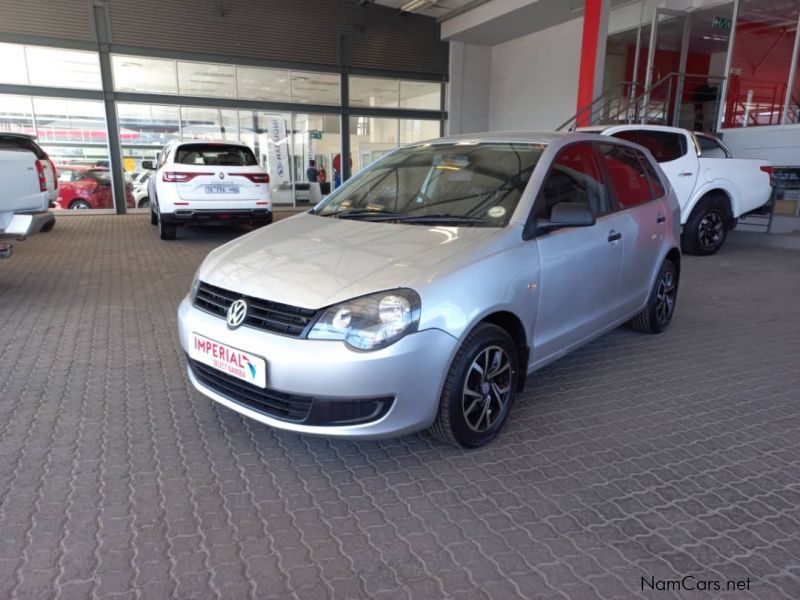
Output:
[
  {"xmin": 682, "ymin": 195, "xmax": 731, "ymax": 255},
  {"xmin": 138, "ymin": 197, "xmax": 150, "ymax": 209},
  {"xmin": 431, "ymin": 323, "xmax": 518, "ymax": 448},
  {"xmin": 630, "ymin": 259, "xmax": 679, "ymax": 334}
]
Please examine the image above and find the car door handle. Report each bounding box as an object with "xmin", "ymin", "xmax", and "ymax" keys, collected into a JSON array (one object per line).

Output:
[
  {"xmin": 678, "ymin": 171, "xmax": 693, "ymax": 177},
  {"xmin": 656, "ymin": 214, "xmax": 666, "ymax": 224},
  {"xmin": 607, "ymin": 230, "xmax": 622, "ymax": 242}
]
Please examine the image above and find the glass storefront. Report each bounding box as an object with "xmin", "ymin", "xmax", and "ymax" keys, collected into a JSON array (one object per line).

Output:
[
  {"xmin": 723, "ymin": 0, "xmax": 800, "ymax": 128},
  {"xmin": 0, "ymin": 93, "xmax": 113, "ymax": 210},
  {"xmin": 0, "ymin": 42, "xmax": 445, "ymax": 212}
]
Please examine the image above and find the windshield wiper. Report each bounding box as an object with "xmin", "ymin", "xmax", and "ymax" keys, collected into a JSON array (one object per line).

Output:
[
  {"xmin": 388, "ymin": 213, "xmax": 491, "ymax": 226},
  {"xmin": 321, "ymin": 208, "xmax": 403, "ymax": 220}
]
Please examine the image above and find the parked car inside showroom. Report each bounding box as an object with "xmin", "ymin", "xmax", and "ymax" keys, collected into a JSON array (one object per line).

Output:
[
  {"xmin": 145, "ymin": 140, "xmax": 272, "ymax": 240},
  {"xmin": 132, "ymin": 170, "xmax": 152, "ymax": 208},
  {"xmin": 55, "ymin": 166, "xmax": 135, "ymax": 210},
  {"xmin": 581, "ymin": 124, "xmax": 774, "ymax": 255},
  {"xmin": 178, "ymin": 133, "xmax": 682, "ymax": 448}
]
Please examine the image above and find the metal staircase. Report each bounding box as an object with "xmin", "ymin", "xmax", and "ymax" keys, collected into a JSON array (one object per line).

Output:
[{"xmin": 557, "ymin": 72, "xmax": 725, "ymax": 132}]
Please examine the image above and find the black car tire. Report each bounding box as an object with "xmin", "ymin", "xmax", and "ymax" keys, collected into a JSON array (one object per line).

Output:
[
  {"xmin": 682, "ymin": 194, "xmax": 731, "ymax": 255},
  {"xmin": 431, "ymin": 323, "xmax": 518, "ymax": 448},
  {"xmin": 630, "ymin": 259, "xmax": 679, "ymax": 334},
  {"xmin": 158, "ymin": 214, "xmax": 177, "ymax": 240},
  {"xmin": 138, "ymin": 197, "xmax": 150, "ymax": 209}
]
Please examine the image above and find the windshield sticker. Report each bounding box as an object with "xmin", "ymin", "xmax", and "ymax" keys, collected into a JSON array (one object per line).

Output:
[{"xmin": 488, "ymin": 206, "xmax": 506, "ymax": 219}]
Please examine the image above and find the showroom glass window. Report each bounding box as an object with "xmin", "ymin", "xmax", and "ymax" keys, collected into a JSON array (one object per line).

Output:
[
  {"xmin": 723, "ymin": 0, "xmax": 800, "ymax": 127},
  {"xmin": 596, "ymin": 143, "xmax": 654, "ymax": 208},
  {"xmin": 537, "ymin": 143, "xmax": 609, "ymax": 219}
]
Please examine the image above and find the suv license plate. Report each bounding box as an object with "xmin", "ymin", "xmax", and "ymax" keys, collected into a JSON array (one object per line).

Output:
[{"xmin": 205, "ymin": 184, "xmax": 239, "ymax": 194}]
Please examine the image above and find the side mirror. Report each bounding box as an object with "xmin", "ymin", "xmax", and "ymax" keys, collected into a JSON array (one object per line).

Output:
[
  {"xmin": 538, "ymin": 202, "xmax": 595, "ymax": 232},
  {"xmin": 141, "ymin": 160, "xmax": 155, "ymax": 170}
]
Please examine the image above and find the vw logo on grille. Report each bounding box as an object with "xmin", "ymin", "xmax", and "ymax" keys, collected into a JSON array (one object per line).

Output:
[
  {"xmin": 226, "ymin": 299, "xmax": 248, "ymax": 329},
  {"xmin": 218, "ymin": 171, "xmax": 225, "ymax": 180}
]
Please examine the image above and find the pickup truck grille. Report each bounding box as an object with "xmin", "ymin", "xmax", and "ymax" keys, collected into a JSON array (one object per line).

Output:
[{"xmin": 193, "ymin": 281, "xmax": 318, "ymax": 337}]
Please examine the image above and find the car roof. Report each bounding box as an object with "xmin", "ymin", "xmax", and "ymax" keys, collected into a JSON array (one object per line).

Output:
[
  {"xmin": 172, "ymin": 139, "xmax": 250, "ymax": 148},
  {"xmin": 576, "ymin": 123, "xmax": 690, "ymax": 135},
  {"xmin": 0, "ymin": 132, "xmax": 38, "ymax": 141},
  {"xmin": 415, "ymin": 131, "xmax": 608, "ymax": 146}
]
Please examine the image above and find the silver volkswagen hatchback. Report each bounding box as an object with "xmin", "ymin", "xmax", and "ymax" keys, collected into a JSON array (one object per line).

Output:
[{"xmin": 178, "ymin": 132, "xmax": 681, "ymax": 448}]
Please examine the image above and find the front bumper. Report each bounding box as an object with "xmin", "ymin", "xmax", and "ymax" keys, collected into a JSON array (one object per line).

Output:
[{"xmin": 178, "ymin": 297, "xmax": 460, "ymax": 439}]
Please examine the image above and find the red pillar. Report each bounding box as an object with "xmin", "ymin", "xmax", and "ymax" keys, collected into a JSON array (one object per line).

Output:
[{"xmin": 576, "ymin": 0, "xmax": 608, "ymax": 127}]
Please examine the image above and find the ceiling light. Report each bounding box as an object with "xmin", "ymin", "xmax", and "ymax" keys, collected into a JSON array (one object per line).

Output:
[{"xmin": 401, "ymin": 0, "xmax": 435, "ymax": 13}]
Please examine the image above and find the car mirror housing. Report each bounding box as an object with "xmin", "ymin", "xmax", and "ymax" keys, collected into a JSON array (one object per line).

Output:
[
  {"xmin": 537, "ymin": 202, "xmax": 595, "ymax": 233},
  {"xmin": 141, "ymin": 160, "xmax": 155, "ymax": 170}
]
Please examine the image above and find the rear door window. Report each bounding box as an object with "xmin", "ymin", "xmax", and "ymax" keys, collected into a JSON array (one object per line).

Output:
[
  {"xmin": 537, "ymin": 142, "xmax": 610, "ymax": 219},
  {"xmin": 595, "ymin": 143, "xmax": 654, "ymax": 208},
  {"xmin": 175, "ymin": 143, "xmax": 257, "ymax": 166},
  {"xmin": 610, "ymin": 130, "xmax": 687, "ymax": 163},
  {"xmin": 636, "ymin": 152, "xmax": 666, "ymax": 198}
]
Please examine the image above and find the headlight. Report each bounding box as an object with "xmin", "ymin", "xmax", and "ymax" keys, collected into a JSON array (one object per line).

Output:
[
  {"xmin": 189, "ymin": 267, "xmax": 202, "ymax": 301},
  {"xmin": 308, "ymin": 289, "xmax": 421, "ymax": 351}
]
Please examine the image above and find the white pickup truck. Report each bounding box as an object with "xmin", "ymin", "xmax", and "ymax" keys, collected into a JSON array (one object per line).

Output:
[
  {"xmin": 0, "ymin": 134, "xmax": 57, "ymax": 258},
  {"xmin": 582, "ymin": 125, "xmax": 774, "ymax": 255}
]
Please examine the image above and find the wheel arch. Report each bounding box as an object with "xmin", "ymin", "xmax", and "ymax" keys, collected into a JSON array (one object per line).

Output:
[
  {"xmin": 477, "ymin": 310, "xmax": 529, "ymax": 393},
  {"xmin": 665, "ymin": 247, "xmax": 681, "ymax": 273},
  {"xmin": 682, "ymin": 186, "xmax": 735, "ymax": 224}
]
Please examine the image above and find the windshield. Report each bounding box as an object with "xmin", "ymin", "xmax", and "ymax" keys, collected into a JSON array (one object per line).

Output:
[{"xmin": 315, "ymin": 142, "xmax": 545, "ymax": 226}]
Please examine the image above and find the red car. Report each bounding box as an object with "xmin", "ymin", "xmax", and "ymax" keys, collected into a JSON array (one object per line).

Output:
[{"xmin": 55, "ymin": 167, "xmax": 134, "ymax": 210}]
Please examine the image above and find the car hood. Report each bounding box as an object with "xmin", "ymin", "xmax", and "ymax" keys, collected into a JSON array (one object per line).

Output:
[{"xmin": 200, "ymin": 212, "xmax": 500, "ymax": 308}]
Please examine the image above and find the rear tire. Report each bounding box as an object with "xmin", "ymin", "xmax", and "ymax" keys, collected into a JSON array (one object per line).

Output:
[
  {"xmin": 431, "ymin": 323, "xmax": 518, "ymax": 448},
  {"xmin": 138, "ymin": 197, "xmax": 150, "ymax": 209},
  {"xmin": 630, "ymin": 259, "xmax": 679, "ymax": 334},
  {"xmin": 158, "ymin": 213, "xmax": 176, "ymax": 240},
  {"xmin": 682, "ymin": 194, "xmax": 731, "ymax": 255}
]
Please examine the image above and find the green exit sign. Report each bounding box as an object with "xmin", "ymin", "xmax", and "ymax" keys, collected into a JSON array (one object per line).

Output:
[
  {"xmin": 712, "ymin": 16, "xmax": 732, "ymax": 30},
  {"xmin": 310, "ymin": 131, "xmax": 323, "ymax": 140}
]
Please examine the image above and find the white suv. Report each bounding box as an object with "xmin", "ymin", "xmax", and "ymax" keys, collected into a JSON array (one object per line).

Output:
[{"xmin": 145, "ymin": 140, "xmax": 272, "ymax": 240}]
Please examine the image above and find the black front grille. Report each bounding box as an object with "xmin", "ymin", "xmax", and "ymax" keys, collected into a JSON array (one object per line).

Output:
[
  {"xmin": 194, "ymin": 281, "xmax": 318, "ymax": 337},
  {"xmin": 189, "ymin": 358, "xmax": 313, "ymax": 422},
  {"xmin": 188, "ymin": 358, "xmax": 395, "ymax": 426}
]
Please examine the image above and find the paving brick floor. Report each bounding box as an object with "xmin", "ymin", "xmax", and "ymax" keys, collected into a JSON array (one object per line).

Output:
[{"xmin": 1, "ymin": 216, "xmax": 799, "ymax": 600}]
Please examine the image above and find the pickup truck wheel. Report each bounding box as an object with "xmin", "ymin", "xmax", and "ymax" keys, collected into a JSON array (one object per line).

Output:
[
  {"xmin": 431, "ymin": 323, "xmax": 518, "ymax": 448},
  {"xmin": 69, "ymin": 199, "xmax": 91, "ymax": 210},
  {"xmin": 630, "ymin": 259, "xmax": 679, "ymax": 334},
  {"xmin": 158, "ymin": 215, "xmax": 177, "ymax": 240},
  {"xmin": 682, "ymin": 195, "xmax": 730, "ymax": 255}
]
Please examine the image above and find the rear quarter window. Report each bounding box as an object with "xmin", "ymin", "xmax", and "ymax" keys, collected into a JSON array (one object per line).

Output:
[{"xmin": 175, "ymin": 144, "xmax": 257, "ymax": 166}]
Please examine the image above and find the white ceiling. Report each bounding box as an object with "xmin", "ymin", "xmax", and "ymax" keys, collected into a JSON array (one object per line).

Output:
[{"xmin": 372, "ymin": 0, "xmax": 475, "ymax": 20}]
